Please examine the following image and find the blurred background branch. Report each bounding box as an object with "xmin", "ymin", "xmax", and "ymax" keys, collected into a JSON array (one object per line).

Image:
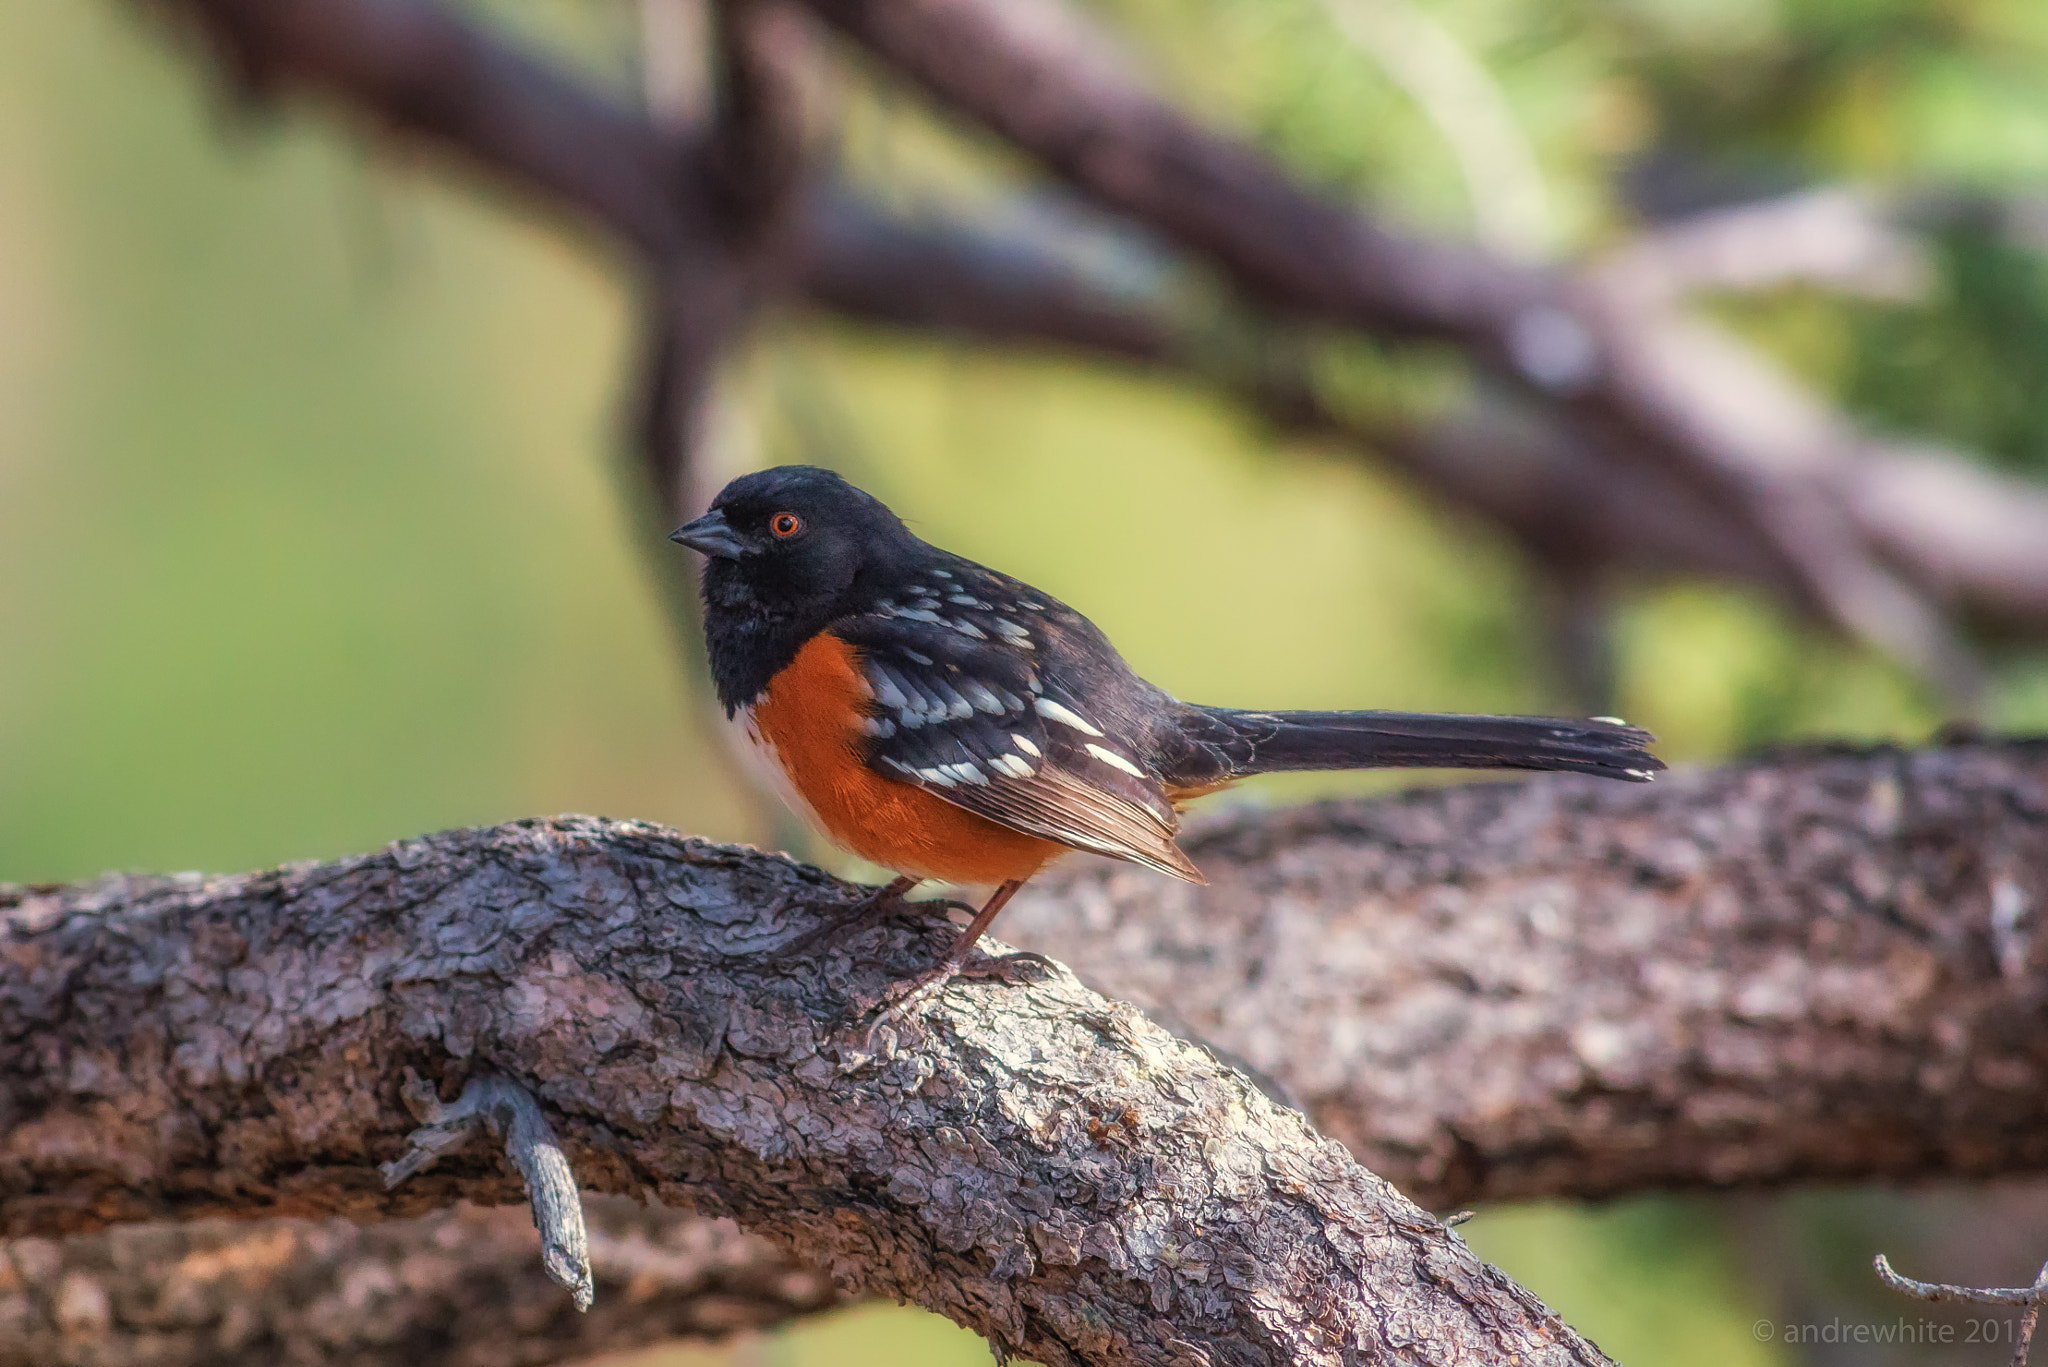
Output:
[
  {"xmin": 0, "ymin": 1202, "xmax": 835, "ymax": 1367},
  {"xmin": 151, "ymin": 0, "xmax": 2048, "ymax": 718}
]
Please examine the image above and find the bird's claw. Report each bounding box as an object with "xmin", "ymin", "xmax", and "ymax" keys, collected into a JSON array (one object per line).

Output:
[
  {"xmin": 777, "ymin": 878, "xmax": 965, "ymax": 960},
  {"xmin": 957, "ymin": 949, "xmax": 1056, "ymax": 985}
]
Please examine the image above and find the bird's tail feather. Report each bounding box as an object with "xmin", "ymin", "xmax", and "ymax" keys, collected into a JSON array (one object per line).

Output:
[{"xmin": 1183, "ymin": 707, "xmax": 1663, "ymax": 783}]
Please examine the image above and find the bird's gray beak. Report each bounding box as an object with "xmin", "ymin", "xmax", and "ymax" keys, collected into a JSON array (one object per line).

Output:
[{"xmin": 669, "ymin": 509, "xmax": 746, "ymax": 558}]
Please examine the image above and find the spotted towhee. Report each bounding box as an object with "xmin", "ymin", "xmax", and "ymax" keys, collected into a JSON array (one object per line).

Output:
[{"xmin": 672, "ymin": 465, "xmax": 1661, "ymax": 1000}]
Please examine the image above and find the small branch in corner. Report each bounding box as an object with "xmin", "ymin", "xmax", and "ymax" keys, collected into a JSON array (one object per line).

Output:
[{"xmin": 1874, "ymin": 1253, "xmax": 2048, "ymax": 1367}]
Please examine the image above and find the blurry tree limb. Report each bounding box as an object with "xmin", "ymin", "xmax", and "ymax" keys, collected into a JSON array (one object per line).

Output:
[
  {"xmin": 168, "ymin": 0, "xmax": 698, "ymax": 258},
  {"xmin": 1006, "ymin": 738, "xmax": 2048, "ymax": 1209},
  {"xmin": 802, "ymin": 199, "xmax": 2048, "ymax": 641},
  {"xmin": 0, "ymin": 819, "xmax": 1618, "ymax": 1367},
  {"xmin": 157, "ymin": 0, "xmax": 2048, "ymax": 693},
  {"xmin": 635, "ymin": 0, "xmax": 813, "ymax": 520},
  {"xmin": 0, "ymin": 1201, "xmax": 834, "ymax": 1367},
  {"xmin": 640, "ymin": 0, "xmax": 712, "ymax": 131},
  {"xmin": 1598, "ymin": 188, "xmax": 1933, "ymax": 304},
  {"xmin": 799, "ymin": 198, "xmax": 1788, "ymax": 584},
  {"xmin": 792, "ymin": 0, "xmax": 1978, "ymax": 697}
]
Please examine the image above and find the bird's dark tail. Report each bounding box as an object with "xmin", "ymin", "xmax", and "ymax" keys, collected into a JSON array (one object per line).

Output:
[{"xmin": 1172, "ymin": 707, "xmax": 1663, "ymax": 784}]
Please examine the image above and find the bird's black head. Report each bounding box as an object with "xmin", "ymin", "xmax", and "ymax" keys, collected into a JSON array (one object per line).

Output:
[{"xmin": 670, "ymin": 465, "xmax": 921, "ymax": 710}]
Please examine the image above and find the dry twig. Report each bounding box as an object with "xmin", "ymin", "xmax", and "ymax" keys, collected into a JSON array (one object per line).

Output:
[{"xmin": 1875, "ymin": 1254, "xmax": 2048, "ymax": 1367}]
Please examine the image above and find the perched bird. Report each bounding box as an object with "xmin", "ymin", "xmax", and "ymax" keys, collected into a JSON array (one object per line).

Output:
[{"xmin": 672, "ymin": 465, "xmax": 1660, "ymax": 1001}]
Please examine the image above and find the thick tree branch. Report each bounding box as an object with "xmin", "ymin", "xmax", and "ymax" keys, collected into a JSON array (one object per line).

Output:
[
  {"xmin": 4, "ymin": 741, "xmax": 2048, "ymax": 1254},
  {"xmin": 1, "ymin": 819, "xmax": 1613, "ymax": 1366},
  {"xmin": 7, "ymin": 745, "xmax": 2048, "ymax": 1355},
  {"xmin": 0, "ymin": 1201, "xmax": 833, "ymax": 1367},
  {"xmin": 1006, "ymin": 739, "xmax": 2048, "ymax": 1208}
]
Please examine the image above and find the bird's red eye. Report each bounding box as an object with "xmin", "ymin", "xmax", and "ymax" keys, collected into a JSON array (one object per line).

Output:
[{"xmin": 770, "ymin": 512, "xmax": 803, "ymax": 539}]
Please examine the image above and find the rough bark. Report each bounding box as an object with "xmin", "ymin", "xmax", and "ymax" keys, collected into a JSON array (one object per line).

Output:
[
  {"xmin": 0, "ymin": 1200, "xmax": 832, "ymax": 1367},
  {"xmin": 0, "ymin": 820, "xmax": 1611, "ymax": 1366},
  {"xmin": 8, "ymin": 743, "xmax": 2048, "ymax": 1357},
  {"xmin": 1006, "ymin": 738, "xmax": 2048, "ymax": 1208},
  {"xmin": 10, "ymin": 742, "xmax": 2048, "ymax": 1362}
]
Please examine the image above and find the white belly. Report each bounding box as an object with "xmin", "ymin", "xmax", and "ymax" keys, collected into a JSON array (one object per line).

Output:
[{"xmin": 724, "ymin": 702, "xmax": 830, "ymax": 836}]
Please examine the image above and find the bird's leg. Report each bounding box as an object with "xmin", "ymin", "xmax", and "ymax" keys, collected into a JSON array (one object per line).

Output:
[
  {"xmin": 866, "ymin": 879, "xmax": 1052, "ymax": 1021},
  {"xmin": 777, "ymin": 874, "xmax": 973, "ymax": 960},
  {"xmin": 941, "ymin": 879, "xmax": 1054, "ymax": 983}
]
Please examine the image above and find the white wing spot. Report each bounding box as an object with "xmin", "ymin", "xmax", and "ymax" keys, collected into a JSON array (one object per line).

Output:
[
  {"xmin": 959, "ymin": 679, "xmax": 1008, "ymax": 713},
  {"xmin": 1035, "ymin": 697, "xmax": 1104, "ymax": 737},
  {"xmin": 1085, "ymin": 743, "xmax": 1147, "ymax": 779},
  {"xmin": 989, "ymin": 753, "xmax": 1035, "ymax": 779},
  {"xmin": 917, "ymin": 766, "xmax": 958, "ymax": 788},
  {"xmin": 935, "ymin": 683, "xmax": 974, "ymax": 719},
  {"xmin": 904, "ymin": 648, "xmax": 934, "ymax": 666},
  {"xmin": 1010, "ymin": 733, "xmax": 1041, "ymax": 758},
  {"xmin": 870, "ymin": 673, "xmax": 910, "ymax": 711},
  {"xmin": 931, "ymin": 569, "xmax": 953, "ymax": 579},
  {"xmin": 861, "ymin": 716, "xmax": 898, "ymax": 738},
  {"xmin": 943, "ymin": 761, "xmax": 988, "ymax": 786},
  {"xmin": 950, "ymin": 619, "xmax": 988, "ymax": 639}
]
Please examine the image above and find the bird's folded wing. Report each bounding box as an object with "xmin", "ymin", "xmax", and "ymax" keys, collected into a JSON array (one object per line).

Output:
[{"xmin": 832, "ymin": 605, "xmax": 1201, "ymax": 883}]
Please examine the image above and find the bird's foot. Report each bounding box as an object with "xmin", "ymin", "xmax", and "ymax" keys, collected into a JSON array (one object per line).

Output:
[
  {"xmin": 854, "ymin": 947, "xmax": 1055, "ymax": 1037},
  {"xmin": 776, "ymin": 877, "xmax": 973, "ymax": 961},
  {"xmin": 956, "ymin": 949, "xmax": 1056, "ymax": 985}
]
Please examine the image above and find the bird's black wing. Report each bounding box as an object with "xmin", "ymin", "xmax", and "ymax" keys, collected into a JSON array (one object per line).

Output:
[{"xmin": 831, "ymin": 565, "xmax": 1201, "ymax": 882}]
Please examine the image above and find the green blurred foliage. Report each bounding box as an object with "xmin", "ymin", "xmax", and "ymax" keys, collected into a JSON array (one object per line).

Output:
[
  {"xmin": 1463, "ymin": 1200, "xmax": 1787, "ymax": 1367},
  {"xmin": 4, "ymin": 0, "xmax": 2048, "ymax": 1364},
  {"xmin": 1843, "ymin": 225, "xmax": 2048, "ymax": 474}
]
